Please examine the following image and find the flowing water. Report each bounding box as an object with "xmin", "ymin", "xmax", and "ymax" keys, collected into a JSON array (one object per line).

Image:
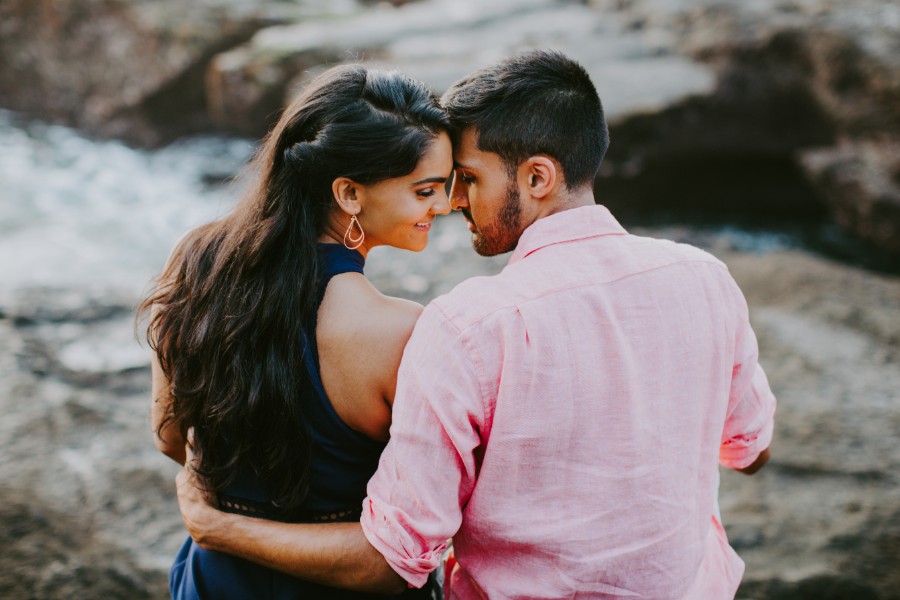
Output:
[
  {"xmin": 3, "ymin": 108, "xmax": 886, "ymax": 304},
  {"xmin": 0, "ymin": 110, "xmax": 253, "ymax": 292}
]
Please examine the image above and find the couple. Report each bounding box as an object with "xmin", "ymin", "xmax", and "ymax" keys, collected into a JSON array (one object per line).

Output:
[{"xmin": 142, "ymin": 50, "xmax": 776, "ymax": 599}]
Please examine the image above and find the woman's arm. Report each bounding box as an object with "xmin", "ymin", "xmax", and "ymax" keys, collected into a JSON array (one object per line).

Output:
[{"xmin": 149, "ymin": 311, "xmax": 185, "ymax": 464}]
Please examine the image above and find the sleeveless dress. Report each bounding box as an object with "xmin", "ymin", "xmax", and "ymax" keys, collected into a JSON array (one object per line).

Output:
[{"xmin": 169, "ymin": 243, "xmax": 429, "ymax": 599}]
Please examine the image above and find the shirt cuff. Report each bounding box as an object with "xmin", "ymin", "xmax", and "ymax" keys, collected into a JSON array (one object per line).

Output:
[
  {"xmin": 359, "ymin": 496, "xmax": 445, "ymax": 589},
  {"xmin": 719, "ymin": 406, "xmax": 775, "ymax": 469}
]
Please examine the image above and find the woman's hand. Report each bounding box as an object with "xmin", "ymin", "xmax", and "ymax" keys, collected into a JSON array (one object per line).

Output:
[{"xmin": 176, "ymin": 435, "xmax": 227, "ymax": 551}]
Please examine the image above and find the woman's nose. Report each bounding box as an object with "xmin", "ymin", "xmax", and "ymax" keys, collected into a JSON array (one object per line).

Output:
[{"xmin": 431, "ymin": 189, "xmax": 452, "ymax": 215}]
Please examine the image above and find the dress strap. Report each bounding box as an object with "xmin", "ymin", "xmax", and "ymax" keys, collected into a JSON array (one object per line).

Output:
[{"xmin": 317, "ymin": 243, "xmax": 364, "ymax": 290}]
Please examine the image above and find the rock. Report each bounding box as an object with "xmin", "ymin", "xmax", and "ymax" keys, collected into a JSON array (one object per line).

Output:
[
  {"xmin": 801, "ymin": 141, "xmax": 900, "ymax": 258},
  {"xmin": 0, "ymin": 490, "xmax": 166, "ymax": 600},
  {"xmin": 0, "ymin": 302, "xmax": 181, "ymax": 598},
  {"xmin": 591, "ymin": 0, "xmax": 900, "ymax": 254},
  {"xmin": 203, "ymin": 0, "xmax": 715, "ymax": 137},
  {"xmin": 0, "ymin": 0, "xmax": 283, "ymax": 146},
  {"xmin": 717, "ymin": 247, "xmax": 900, "ymax": 600},
  {"xmin": 738, "ymin": 574, "xmax": 882, "ymax": 600},
  {"xmin": 200, "ymin": 0, "xmax": 899, "ymax": 256}
]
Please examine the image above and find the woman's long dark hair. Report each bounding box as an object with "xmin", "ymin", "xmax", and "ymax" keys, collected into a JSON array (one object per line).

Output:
[{"xmin": 139, "ymin": 65, "xmax": 449, "ymax": 517}]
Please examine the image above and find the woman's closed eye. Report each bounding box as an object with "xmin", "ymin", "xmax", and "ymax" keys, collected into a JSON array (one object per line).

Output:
[{"xmin": 417, "ymin": 188, "xmax": 437, "ymax": 198}]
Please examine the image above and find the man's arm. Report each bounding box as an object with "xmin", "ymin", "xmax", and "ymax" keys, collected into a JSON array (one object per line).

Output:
[
  {"xmin": 719, "ymin": 277, "xmax": 777, "ymax": 474},
  {"xmin": 175, "ymin": 463, "xmax": 406, "ymax": 593}
]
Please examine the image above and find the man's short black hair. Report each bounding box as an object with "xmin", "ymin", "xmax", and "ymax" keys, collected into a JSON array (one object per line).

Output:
[{"xmin": 441, "ymin": 49, "xmax": 609, "ymax": 189}]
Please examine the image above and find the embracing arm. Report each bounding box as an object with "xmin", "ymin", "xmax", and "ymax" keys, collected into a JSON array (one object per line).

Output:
[
  {"xmin": 720, "ymin": 277, "xmax": 776, "ymax": 476},
  {"xmin": 176, "ymin": 463, "xmax": 406, "ymax": 593}
]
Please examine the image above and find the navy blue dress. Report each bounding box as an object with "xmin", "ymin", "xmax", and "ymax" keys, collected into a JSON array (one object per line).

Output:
[{"xmin": 170, "ymin": 244, "xmax": 429, "ymax": 599}]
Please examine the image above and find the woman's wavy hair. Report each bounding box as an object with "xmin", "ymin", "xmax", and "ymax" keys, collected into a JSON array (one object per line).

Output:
[{"xmin": 138, "ymin": 65, "xmax": 448, "ymax": 517}]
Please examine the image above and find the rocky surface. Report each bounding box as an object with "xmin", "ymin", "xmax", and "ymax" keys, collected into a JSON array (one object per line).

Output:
[
  {"xmin": 591, "ymin": 0, "xmax": 900, "ymax": 258},
  {"xmin": 1, "ymin": 215, "xmax": 899, "ymax": 599},
  {"xmin": 0, "ymin": 0, "xmax": 335, "ymax": 145},
  {"xmin": 801, "ymin": 141, "xmax": 900, "ymax": 256}
]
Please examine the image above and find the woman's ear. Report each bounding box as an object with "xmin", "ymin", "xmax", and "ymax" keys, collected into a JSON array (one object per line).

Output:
[
  {"xmin": 331, "ymin": 177, "xmax": 362, "ymax": 216},
  {"xmin": 520, "ymin": 156, "xmax": 557, "ymax": 199}
]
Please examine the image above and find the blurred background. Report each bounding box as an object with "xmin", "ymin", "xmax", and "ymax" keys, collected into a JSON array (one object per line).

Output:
[{"xmin": 0, "ymin": 0, "xmax": 898, "ymax": 598}]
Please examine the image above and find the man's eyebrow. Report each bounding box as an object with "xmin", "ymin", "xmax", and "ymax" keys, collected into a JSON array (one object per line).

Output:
[
  {"xmin": 411, "ymin": 176, "xmax": 448, "ymax": 186},
  {"xmin": 453, "ymin": 161, "xmax": 473, "ymax": 170}
]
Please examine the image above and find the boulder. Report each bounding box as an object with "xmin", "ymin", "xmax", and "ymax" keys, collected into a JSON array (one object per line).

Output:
[
  {"xmin": 200, "ymin": 0, "xmax": 900, "ymax": 256},
  {"xmin": 591, "ymin": 0, "xmax": 900, "ymax": 254},
  {"xmin": 201, "ymin": 0, "xmax": 715, "ymax": 137},
  {"xmin": 801, "ymin": 142, "xmax": 900, "ymax": 258},
  {"xmin": 0, "ymin": 0, "xmax": 284, "ymax": 146}
]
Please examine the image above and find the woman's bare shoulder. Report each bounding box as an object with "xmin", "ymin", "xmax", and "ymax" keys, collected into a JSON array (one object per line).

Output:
[
  {"xmin": 320, "ymin": 274, "xmax": 422, "ymax": 348},
  {"xmin": 316, "ymin": 275, "xmax": 424, "ymax": 439}
]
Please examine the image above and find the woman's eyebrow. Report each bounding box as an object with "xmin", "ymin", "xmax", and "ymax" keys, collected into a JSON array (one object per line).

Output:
[{"xmin": 411, "ymin": 176, "xmax": 448, "ymax": 185}]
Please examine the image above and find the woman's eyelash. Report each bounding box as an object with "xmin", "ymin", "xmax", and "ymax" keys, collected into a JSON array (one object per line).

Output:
[{"xmin": 418, "ymin": 189, "xmax": 436, "ymax": 197}]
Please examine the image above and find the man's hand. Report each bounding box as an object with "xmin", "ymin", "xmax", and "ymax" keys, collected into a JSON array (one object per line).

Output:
[
  {"xmin": 171, "ymin": 437, "xmax": 406, "ymax": 593},
  {"xmin": 737, "ymin": 447, "xmax": 771, "ymax": 475},
  {"xmin": 175, "ymin": 438, "xmax": 227, "ymax": 551}
]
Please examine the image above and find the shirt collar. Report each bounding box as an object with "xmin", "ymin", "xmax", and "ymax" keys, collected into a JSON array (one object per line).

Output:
[{"xmin": 508, "ymin": 204, "xmax": 628, "ymax": 264}]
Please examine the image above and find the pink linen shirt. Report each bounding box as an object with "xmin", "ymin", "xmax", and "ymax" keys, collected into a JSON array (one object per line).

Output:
[{"xmin": 361, "ymin": 205, "xmax": 776, "ymax": 599}]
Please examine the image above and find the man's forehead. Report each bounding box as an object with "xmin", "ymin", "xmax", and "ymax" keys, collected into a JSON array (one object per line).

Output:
[{"xmin": 453, "ymin": 128, "xmax": 491, "ymax": 169}]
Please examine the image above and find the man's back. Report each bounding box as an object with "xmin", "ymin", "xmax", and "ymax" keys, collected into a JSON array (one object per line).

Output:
[{"xmin": 361, "ymin": 205, "xmax": 775, "ymax": 599}]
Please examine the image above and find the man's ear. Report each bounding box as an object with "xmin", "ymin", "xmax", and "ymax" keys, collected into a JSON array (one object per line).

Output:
[
  {"xmin": 520, "ymin": 156, "xmax": 557, "ymax": 199},
  {"xmin": 331, "ymin": 177, "xmax": 362, "ymax": 215}
]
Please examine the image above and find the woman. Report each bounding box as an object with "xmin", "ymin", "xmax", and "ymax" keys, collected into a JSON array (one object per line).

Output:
[{"xmin": 139, "ymin": 64, "xmax": 453, "ymax": 598}]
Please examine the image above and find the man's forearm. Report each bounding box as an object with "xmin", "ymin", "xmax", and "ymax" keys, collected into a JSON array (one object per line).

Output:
[
  {"xmin": 198, "ymin": 513, "xmax": 406, "ymax": 593},
  {"xmin": 176, "ymin": 452, "xmax": 407, "ymax": 593}
]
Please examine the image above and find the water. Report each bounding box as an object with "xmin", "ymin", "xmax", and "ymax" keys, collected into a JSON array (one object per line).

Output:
[
  {"xmin": 2, "ymin": 110, "xmax": 891, "ymax": 305},
  {"xmin": 0, "ymin": 111, "xmax": 254, "ymax": 292}
]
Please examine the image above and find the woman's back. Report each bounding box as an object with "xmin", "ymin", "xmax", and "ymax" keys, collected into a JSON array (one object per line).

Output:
[{"xmin": 169, "ymin": 243, "xmax": 426, "ymax": 599}]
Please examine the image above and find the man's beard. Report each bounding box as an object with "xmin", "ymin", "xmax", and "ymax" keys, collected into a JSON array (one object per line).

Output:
[{"xmin": 468, "ymin": 182, "xmax": 523, "ymax": 257}]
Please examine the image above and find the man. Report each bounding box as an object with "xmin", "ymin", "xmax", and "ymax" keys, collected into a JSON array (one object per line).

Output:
[{"xmin": 176, "ymin": 49, "xmax": 775, "ymax": 598}]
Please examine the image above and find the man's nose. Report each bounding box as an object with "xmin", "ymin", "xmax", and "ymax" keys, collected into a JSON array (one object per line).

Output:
[{"xmin": 449, "ymin": 179, "xmax": 468, "ymax": 211}]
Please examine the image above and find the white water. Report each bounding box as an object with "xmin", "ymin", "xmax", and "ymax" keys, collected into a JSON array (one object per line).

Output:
[
  {"xmin": 0, "ymin": 109, "xmax": 802, "ymax": 300},
  {"xmin": 0, "ymin": 111, "xmax": 254, "ymax": 292}
]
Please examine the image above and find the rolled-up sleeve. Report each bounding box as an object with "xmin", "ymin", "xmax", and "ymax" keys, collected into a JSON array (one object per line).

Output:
[
  {"xmin": 360, "ymin": 302, "xmax": 486, "ymax": 588},
  {"xmin": 719, "ymin": 279, "xmax": 777, "ymax": 470}
]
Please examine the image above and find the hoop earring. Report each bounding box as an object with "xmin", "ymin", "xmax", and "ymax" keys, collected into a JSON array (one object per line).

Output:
[{"xmin": 343, "ymin": 215, "xmax": 365, "ymax": 250}]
